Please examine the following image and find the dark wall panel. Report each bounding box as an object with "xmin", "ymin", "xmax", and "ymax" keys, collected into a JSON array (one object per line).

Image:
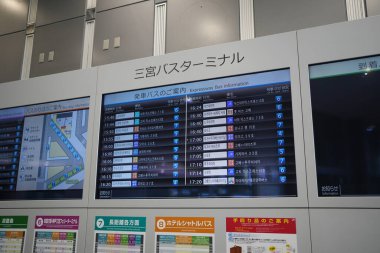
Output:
[
  {"xmin": 30, "ymin": 17, "xmax": 84, "ymax": 78},
  {"xmin": 96, "ymin": 0, "xmax": 147, "ymax": 12},
  {"xmin": 0, "ymin": 32, "xmax": 25, "ymax": 83},
  {"xmin": 166, "ymin": 0, "xmax": 240, "ymax": 53},
  {"xmin": 36, "ymin": 0, "xmax": 86, "ymax": 26},
  {"xmin": 366, "ymin": 0, "xmax": 380, "ymax": 16},
  {"xmin": 0, "ymin": 0, "xmax": 28, "ymax": 35},
  {"xmin": 92, "ymin": 1, "xmax": 154, "ymax": 67},
  {"xmin": 254, "ymin": 0, "xmax": 347, "ymax": 37}
]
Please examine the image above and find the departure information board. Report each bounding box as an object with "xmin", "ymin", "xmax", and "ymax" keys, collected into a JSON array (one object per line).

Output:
[
  {"xmin": 0, "ymin": 98, "xmax": 89, "ymax": 200},
  {"xmin": 97, "ymin": 69, "xmax": 297, "ymax": 199}
]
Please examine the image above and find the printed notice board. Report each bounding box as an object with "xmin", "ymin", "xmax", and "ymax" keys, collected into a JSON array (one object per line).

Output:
[
  {"xmin": 0, "ymin": 216, "xmax": 28, "ymax": 253},
  {"xmin": 155, "ymin": 217, "xmax": 214, "ymax": 253},
  {"xmin": 226, "ymin": 217, "xmax": 297, "ymax": 253},
  {"xmin": 94, "ymin": 216, "xmax": 146, "ymax": 253},
  {"xmin": 32, "ymin": 216, "xmax": 79, "ymax": 253}
]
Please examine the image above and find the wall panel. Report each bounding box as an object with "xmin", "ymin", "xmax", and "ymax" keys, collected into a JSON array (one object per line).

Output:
[
  {"xmin": 0, "ymin": 32, "xmax": 25, "ymax": 83},
  {"xmin": 166, "ymin": 0, "xmax": 240, "ymax": 53},
  {"xmin": 254, "ymin": 0, "xmax": 347, "ymax": 37},
  {"xmin": 0, "ymin": 0, "xmax": 28, "ymax": 35},
  {"xmin": 310, "ymin": 209, "xmax": 380, "ymax": 253},
  {"xmin": 92, "ymin": 1, "xmax": 154, "ymax": 67},
  {"xmin": 36, "ymin": 0, "xmax": 86, "ymax": 26},
  {"xmin": 30, "ymin": 17, "xmax": 84, "ymax": 78},
  {"xmin": 96, "ymin": 0, "xmax": 148, "ymax": 12},
  {"xmin": 366, "ymin": 0, "xmax": 380, "ymax": 16}
]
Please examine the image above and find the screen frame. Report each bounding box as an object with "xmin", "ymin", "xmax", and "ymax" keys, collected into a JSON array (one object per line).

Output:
[
  {"xmin": 97, "ymin": 68, "xmax": 296, "ymax": 200},
  {"xmin": 298, "ymin": 15, "xmax": 380, "ymax": 208},
  {"xmin": 0, "ymin": 68, "xmax": 97, "ymax": 208},
  {"xmin": 89, "ymin": 31, "xmax": 308, "ymax": 208}
]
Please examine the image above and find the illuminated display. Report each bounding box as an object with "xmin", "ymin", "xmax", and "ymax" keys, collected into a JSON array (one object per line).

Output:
[
  {"xmin": 97, "ymin": 69, "xmax": 297, "ymax": 199},
  {"xmin": 310, "ymin": 55, "xmax": 380, "ymax": 197},
  {"xmin": 0, "ymin": 97, "xmax": 90, "ymax": 200}
]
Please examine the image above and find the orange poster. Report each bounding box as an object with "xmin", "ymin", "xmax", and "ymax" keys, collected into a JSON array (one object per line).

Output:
[
  {"xmin": 155, "ymin": 217, "xmax": 214, "ymax": 234},
  {"xmin": 155, "ymin": 217, "xmax": 215, "ymax": 253}
]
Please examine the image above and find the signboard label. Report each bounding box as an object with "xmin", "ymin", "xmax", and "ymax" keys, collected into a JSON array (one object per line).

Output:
[
  {"xmin": 155, "ymin": 217, "xmax": 214, "ymax": 253},
  {"xmin": 226, "ymin": 217, "xmax": 298, "ymax": 253}
]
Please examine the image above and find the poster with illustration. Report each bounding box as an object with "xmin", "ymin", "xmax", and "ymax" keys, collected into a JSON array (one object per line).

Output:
[{"xmin": 226, "ymin": 217, "xmax": 297, "ymax": 253}]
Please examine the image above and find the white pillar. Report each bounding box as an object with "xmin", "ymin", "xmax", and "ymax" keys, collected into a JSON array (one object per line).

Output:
[
  {"xmin": 154, "ymin": 2, "xmax": 167, "ymax": 56},
  {"xmin": 240, "ymin": 0, "xmax": 255, "ymax": 40},
  {"xmin": 346, "ymin": 0, "xmax": 367, "ymax": 21}
]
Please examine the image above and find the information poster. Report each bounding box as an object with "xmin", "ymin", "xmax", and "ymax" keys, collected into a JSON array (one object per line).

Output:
[
  {"xmin": 33, "ymin": 216, "xmax": 79, "ymax": 253},
  {"xmin": 226, "ymin": 217, "xmax": 297, "ymax": 253},
  {"xmin": 94, "ymin": 216, "xmax": 146, "ymax": 253},
  {"xmin": 155, "ymin": 217, "xmax": 214, "ymax": 253},
  {"xmin": 0, "ymin": 216, "xmax": 28, "ymax": 253}
]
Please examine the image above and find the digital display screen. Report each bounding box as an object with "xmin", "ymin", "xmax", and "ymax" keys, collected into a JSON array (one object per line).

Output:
[
  {"xmin": 0, "ymin": 97, "xmax": 90, "ymax": 200},
  {"xmin": 310, "ymin": 55, "xmax": 380, "ymax": 197},
  {"xmin": 97, "ymin": 69, "xmax": 297, "ymax": 199}
]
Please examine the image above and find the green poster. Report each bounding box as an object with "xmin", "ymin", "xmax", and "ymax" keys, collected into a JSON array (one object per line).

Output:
[
  {"xmin": 95, "ymin": 216, "xmax": 146, "ymax": 232},
  {"xmin": 0, "ymin": 216, "xmax": 28, "ymax": 229}
]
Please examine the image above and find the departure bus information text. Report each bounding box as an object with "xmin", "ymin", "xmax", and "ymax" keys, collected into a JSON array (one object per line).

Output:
[{"xmin": 96, "ymin": 70, "xmax": 297, "ymax": 199}]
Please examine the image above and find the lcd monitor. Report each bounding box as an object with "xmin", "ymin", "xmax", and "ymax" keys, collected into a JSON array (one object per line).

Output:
[
  {"xmin": 309, "ymin": 55, "xmax": 380, "ymax": 196},
  {"xmin": 96, "ymin": 69, "xmax": 297, "ymax": 199},
  {"xmin": 0, "ymin": 97, "xmax": 90, "ymax": 200}
]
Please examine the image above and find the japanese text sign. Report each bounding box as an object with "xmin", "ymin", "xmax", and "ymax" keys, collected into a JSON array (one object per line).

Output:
[
  {"xmin": 95, "ymin": 216, "xmax": 146, "ymax": 232},
  {"xmin": 134, "ymin": 52, "xmax": 245, "ymax": 80},
  {"xmin": 0, "ymin": 216, "xmax": 28, "ymax": 229},
  {"xmin": 35, "ymin": 216, "xmax": 79, "ymax": 230},
  {"xmin": 155, "ymin": 217, "xmax": 214, "ymax": 234},
  {"xmin": 226, "ymin": 217, "xmax": 296, "ymax": 234}
]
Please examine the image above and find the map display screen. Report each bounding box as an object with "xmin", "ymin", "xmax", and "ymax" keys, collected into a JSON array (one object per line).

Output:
[
  {"xmin": 310, "ymin": 55, "xmax": 380, "ymax": 197},
  {"xmin": 96, "ymin": 69, "xmax": 297, "ymax": 199},
  {"xmin": 0, "ymin": 97, "xmax": 89, "ymax": 200}
]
